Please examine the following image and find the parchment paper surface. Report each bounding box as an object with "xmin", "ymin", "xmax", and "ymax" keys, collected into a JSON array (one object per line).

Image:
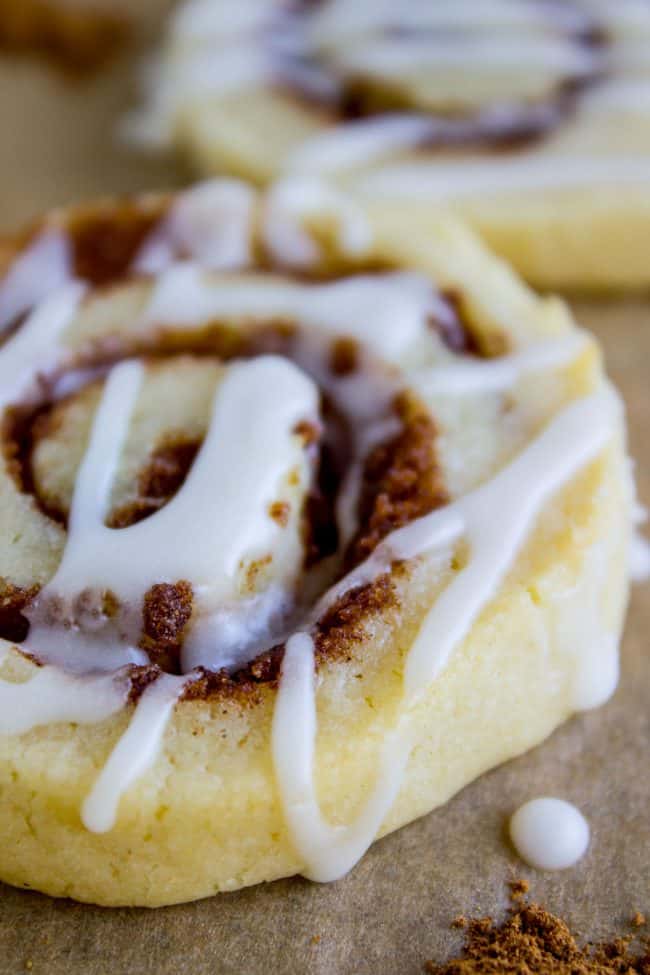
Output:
[{"xmin": 0, "ymin": 11, "xmax": 647, "ymax": 973}]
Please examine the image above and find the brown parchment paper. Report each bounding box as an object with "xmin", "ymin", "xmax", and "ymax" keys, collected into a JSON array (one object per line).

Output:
[{"xmin": 0, "ymin": 10, "xmax": 648, "ymax": 973}]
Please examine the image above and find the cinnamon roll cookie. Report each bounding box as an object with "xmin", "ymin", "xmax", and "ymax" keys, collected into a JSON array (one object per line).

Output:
[
  {"xmin": 127, "ymin": 0, "xmax": 650, "ymax": 290},
  {"xmin": 0, "ymin": 179, "xmax": 632, "ymax": 906}
]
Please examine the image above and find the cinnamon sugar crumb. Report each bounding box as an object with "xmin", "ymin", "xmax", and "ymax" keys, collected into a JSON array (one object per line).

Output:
[
  {"xmin": 509, "ymin": 879, "xmax": 530, "ymax": 900},
  {"xmin": 269, "ymin": 501, "xmax": 290, "ymax": 527},
  {"xmin": 140, "ymin": 581, "xmax": 193, "ymax": 674},
  {"xmin": 245, "ymin": 554, "xmax": 272, "ymax": 589},
  {"xmin": 425, "ymin": 898, "xmax": 650, "ymax": 974},
  {"xmin": 316, "ymin": 575, "xmax": 396, "ymax": 658},
  {"xmin": 293, "ymin": 420, "xmax": 320, "ymax": 446},
  {"xmin": 631, "ymin": 913, "xmax": 646, "ymax": 928}
]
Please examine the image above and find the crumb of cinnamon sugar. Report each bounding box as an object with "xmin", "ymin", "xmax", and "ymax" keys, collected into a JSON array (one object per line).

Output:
[
  {"xmin": 451, "ymin": 917, "xmax": 468, "ymax": 929},
  {"xmin": 509, "ymin": 879, "xmax": 530, "ymax": 900},
  {"xmin": 311, "ymin": 935, "xmax": 321, "ymax": 945},
  {"xmin": 24, "ymin": 962, "xmax": 33, "ymax": 972},
  {"xmin": 631, "ymin": 912, "xmax": 646, "ymax": 928},
  {"xmin": 425, "ymin": 897, "xmax": 650, "ymax": 974}
]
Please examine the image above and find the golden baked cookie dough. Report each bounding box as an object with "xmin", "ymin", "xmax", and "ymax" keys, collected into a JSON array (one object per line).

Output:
[
  {"xmin": 0, "ymin": 179, "xmax": 632, "ymax": 906},
  {"xmin": 128, "ymin": 0, "xmax": 650, "ymax": 291}
]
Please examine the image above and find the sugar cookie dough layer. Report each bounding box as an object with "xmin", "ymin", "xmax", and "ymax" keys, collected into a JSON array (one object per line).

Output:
[
  {"xmin": 127, "ymin": 0, "xmax": 650, "ymax": 291},
  {"xmin": 0, "ymin": 179, "xmax": 632, "ymax": 906}
]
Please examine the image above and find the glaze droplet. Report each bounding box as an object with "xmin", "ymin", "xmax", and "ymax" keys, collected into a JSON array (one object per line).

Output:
[{"xmin": 509, "ymin": 798, "xmax": 590, "ymax": 870}]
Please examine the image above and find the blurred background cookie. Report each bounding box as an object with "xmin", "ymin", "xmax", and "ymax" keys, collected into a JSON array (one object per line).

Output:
[{"xmin": 126, "ymin": 0, "xmax": 650, "ymax": 291}]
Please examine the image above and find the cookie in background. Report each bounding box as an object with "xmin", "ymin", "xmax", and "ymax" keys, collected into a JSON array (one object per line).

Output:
[{"xmin": 126, "ymin": 0, "xmax": 650, "ymax": 291}]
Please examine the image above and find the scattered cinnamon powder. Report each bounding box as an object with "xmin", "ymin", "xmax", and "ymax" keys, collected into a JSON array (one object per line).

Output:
[
  {"xmin": 510, "ymin": 879, "xmax": 530, "ymax": 901},
  {"xmin": 632, "ymin": 913, "xmax": 647, "ymax": 929},
  {"xmin": 425, "ymin": 896, "xmax": 650, "ymax": 975}
]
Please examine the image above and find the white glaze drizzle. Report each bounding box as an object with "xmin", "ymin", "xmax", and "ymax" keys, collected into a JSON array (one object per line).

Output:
[
  {"xmin": 39, "ymin": 356, "xmax": 318, "ymax": 655},
  {"xmin": 630, "ymin": 532, "xmax": 650, "ymax": 583},
  {"xmin": 0, "ymin": 230, "xmax": 72, "ymax": 333},
  {"xmin": 303, "ymin": 0, "xmax": 594, "ymax": 42},
  {"xmin": 331, "ymin": 35, "xmax": 599, "ymax": 78},
  {"xmin": 0, "ymin": 281, "xmax": 86, "ymax": 410},
  {"xmin": 272, "ymin": 390, "xmax": 618, "ymax": 880},
  {"xmin": 134, "ymin": 181, "xmax": 256, "ymax": 273},
  {"xmin": 413, "ymin": 333, "xmax": 587, "ymax": 397},
  {"xmin": 581, "ymin": 0, "xmax": 650, "ymax": 34},
  {"xmin": 0, "ymin": 655, "xmax": 126, "ymax": 734},
  {"xmin": 262, "ymin": 178, "xmax": 371, "ymax": 268},
  {"xmin": 273, "ymin": 631, "xmax": 410, "ymax": 881},
  {"xmin": 624, "ymin": 459, "xmax": 650, "ymax": 584},
  {"xmin": 24, "ymin": 623, "xmax": 148, "ymax": 676},
  {"xmin": 171, "ymin": 0, "xmax": 271, "ymax": 42},
  {"xmin": 142, "ymin": 264, "xmax": 435, "ymax": 362},
  {"xmin": 287, "ymin": 116, "xmax": 442, "ymax": 177},
  {"xmin": 82, "ymin": 673, "xmax": 186, "ymax": 833},
  {"xmin": 629, "ymin": 496, "xmax": 650, "ymax": 583}
]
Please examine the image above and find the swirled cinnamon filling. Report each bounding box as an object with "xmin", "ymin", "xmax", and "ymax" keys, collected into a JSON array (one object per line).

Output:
[
  {"xmin": 0, "ymin": 327, "xmax": 446, "ymax": 694},
  {"xmin": 265, "ymin": 0, "xmax": 607, "ymax": 151},
  {"xmin": 0, "ymin": 188, "xmax": 497, "ymax": 701}
]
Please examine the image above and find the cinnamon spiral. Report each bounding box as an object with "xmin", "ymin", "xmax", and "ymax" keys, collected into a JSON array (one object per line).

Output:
[{"xmin": 0, "ymin": 183, "xmax": 453, "ymax": 687}]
